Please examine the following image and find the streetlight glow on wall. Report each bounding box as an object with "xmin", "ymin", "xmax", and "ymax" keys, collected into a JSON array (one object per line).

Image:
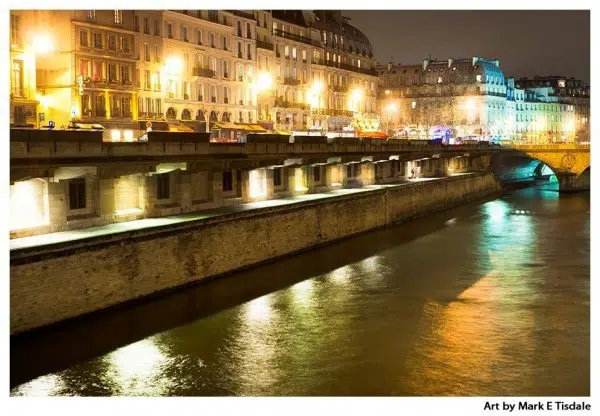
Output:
[
  {"xmin": 256, "ymin": 71, "xmax": 273, "ymax": 92},
  {"xmin": 32, "ymin": 34, "xmax": 54, "ymax": 54},
  {"xmin": 165, "ymin": 56, "xmax": 183, "ymax": 76}
]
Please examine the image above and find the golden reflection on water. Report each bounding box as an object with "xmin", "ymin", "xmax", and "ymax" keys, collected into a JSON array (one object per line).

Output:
[
  {"xmin": 405, "ymin": 199, "xmax": 539, "ymax": 395},
  {"xmin": 105, "ymin": 338, "xmax": 171, "ymax": 396},
  {"xmin": 11, "ymin": 373, "xmax": 65, "ymax": 396}
]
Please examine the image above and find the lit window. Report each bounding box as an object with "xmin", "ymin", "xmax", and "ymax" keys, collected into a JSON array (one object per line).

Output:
[
  {"xmin": 411, "ymin": 101, "xmax": 416, "ymax": 109},
  {"xmin": 437, "ymin": 77, "xmax": 442, "ymax": 84},
  {"xmin": 114, "ymin": 10, "xmax": 122, "ymax": 25},
  {"xmin": 476, "ymin": 74, "xmax": 482, "ymax": 82}
]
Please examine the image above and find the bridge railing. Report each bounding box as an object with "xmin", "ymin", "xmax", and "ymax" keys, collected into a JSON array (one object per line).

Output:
[{"xmin": 507, "ymin": 144, "xmax": 590, "ymax": 151}]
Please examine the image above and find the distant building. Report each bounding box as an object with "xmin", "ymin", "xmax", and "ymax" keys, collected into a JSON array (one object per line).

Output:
[
  {"xmin": 377, "ymin": 57, "xmax": 580, "ymax": 143},
  {"xmin": 516, "ymin": 76, "xmax": 589, "ymax": 143}
]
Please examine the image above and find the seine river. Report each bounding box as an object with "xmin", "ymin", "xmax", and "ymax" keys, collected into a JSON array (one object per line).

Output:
[{"xmin": 11, "ymin": 185, "xmax": 590, "ymax": 396}]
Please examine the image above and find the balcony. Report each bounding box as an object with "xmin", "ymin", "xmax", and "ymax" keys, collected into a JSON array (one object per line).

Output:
[
  {"xmin": 283, "ymin": 78, "xmax": 301, "ymax": 86},
  {"xmin": 311, "ymin": 58, "xmax": 377, "ymax": 77},
  {"xmin": 257, "ymin": 40, "xmax": 274, "ymax": 50},
  {"xmin": 273, "ymin": 28, "xmax": 320, "ymax": 47},
  {"xmin": 193, "ymin": 67, "xmax": 215, "ymax": 78},
  {"xmin": 332, "ymin": 85, "xmax": 348, "ymax": 93},
  {"xmin": 311, "ymin": 108, "xmax": 353, "ymax": 117},
  {"xmin": 274, "ymin": 98, "xmax": 309, "ymax": 110}
]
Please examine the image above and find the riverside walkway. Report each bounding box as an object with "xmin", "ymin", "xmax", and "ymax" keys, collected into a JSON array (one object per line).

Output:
[{"xmin": 10, "ymin": 176, "xmax": 451, "ymax": 252}]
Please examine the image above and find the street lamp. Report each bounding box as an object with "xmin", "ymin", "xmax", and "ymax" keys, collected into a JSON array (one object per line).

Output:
[
  {"xmin": 32, "ymin": 34, "xmax": 54, "ymax": 54},
  {"xmin": 165, "ymin": 56, "xmax": 183, "ymax": 76},
  {"xmin": 256, "ymin": 71, "xmax": 273, "ymax": 93},
  {"xmin": 351, "ymin": 88, "xmax": 363, "ymax": 113}
]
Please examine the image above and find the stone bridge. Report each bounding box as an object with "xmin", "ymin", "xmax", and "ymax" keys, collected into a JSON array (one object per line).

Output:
[{"xmin": 492, "ymin": 144, "xmax": 590, "ymax": 191}]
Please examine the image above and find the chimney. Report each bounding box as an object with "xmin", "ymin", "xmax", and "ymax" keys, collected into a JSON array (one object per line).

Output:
[
  {"xmin": 448, "ymin": 58, "xmax": 453, "ymax": 68},
  {"xmin": 423, "ymin": 59, "xmax": 429, "ymax": 71}
]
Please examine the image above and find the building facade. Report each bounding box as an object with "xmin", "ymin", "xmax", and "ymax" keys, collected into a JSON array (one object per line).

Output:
[
  {"xmin": 377, "ymin": 57, "xmax": 580, "ymax": 144},
  {"xmin": 10, "ymin": 9, "xmax": 380, "ymax": 137},
  {"xmin": 515, "ymin": 76, "xmax": 590, "ymax": 143}
]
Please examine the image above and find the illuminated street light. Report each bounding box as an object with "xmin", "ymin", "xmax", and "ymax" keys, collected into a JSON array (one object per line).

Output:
[
  {"xmin": 256, "ymin": 71, "xmax": 273, "ymax": 93},
  {"xmin": 165, "ymin": 56, "xmax": 183, "ymax": 76},
  {"xmin": 32, "ymin": 34, "xmax": 54, "ymax": 54}
]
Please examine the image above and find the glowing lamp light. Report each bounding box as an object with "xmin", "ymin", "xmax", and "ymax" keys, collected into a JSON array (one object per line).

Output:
[
  {"xmin": 32, "ymin": 34, "xmax": 54, "ymax": 54},
  {"xmin": 111, "ymin": 129, "xmax": 121, "ymax": 142},
  {"xmin": 123, "ymin": 130, "xmax": 134, "ymax": 142},
  {"xmin": 465, "ymin": 99, "xmax": 476, "ymax": 111},
  {"xmin": 36, "ymin": 94, "xmax": 54, "ymax": 108},
  {"xmin": 386, "ymin": 103, "xmax": 397, "ymax": 113},
  {"xmin": 351, "ymin": 89, "xmax": 363, "ymax": 101},
  {"xmin": 165, "ymin": 56, "xmax": 183, "ymax": 76},
  {"xmin": 311, "ymin": 81, "xmax": 323, "ymax": 94},
  {"xmin": 256, "ymin": 72, "xmax": 273, "ymax": 92}
]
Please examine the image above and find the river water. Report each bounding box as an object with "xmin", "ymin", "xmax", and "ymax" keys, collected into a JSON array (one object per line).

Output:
[{"xmin": 10, "ymin": 185, "xmax": 590, "ymax": 396}]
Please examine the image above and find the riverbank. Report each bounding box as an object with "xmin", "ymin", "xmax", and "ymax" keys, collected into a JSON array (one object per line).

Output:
[{"xmin": 10, "ymin": 172, "xmax": 501, "ymax": 334}]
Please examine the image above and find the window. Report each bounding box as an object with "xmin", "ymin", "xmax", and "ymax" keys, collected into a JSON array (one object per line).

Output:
[
  {"xmin": 154, "ymin": 20, "xmax": 160, "ymax": 36},
  {"xmin": 292, "ymin": 47, "xmax": 297, "ymax": 60},
  {"xmin": 246, "ymin": 22, "xmax": 252, "ymax": 39},
  {"xmin": 120, "ymin": 65, "xmax": 130, "ymax": 84},
  {"xmin": 134, "ymin": 15, "xmax": 139, "ymax": 31},
  {"xmin": 222, "ymin": 171, "xmax": 233, "ymax": 192},
  {"xmin": 121, "ymin": 37, "xmax": 129, "ymax": 52},
  {"xmin": 87, "ymin": 10, "xmax": 96, "ymax": 21},
  {"xmin": 476, "ymin": 74, "xmax": 482, "ymax": 82},
  {"xmin": 108, "ymin": 63, "xmax": 117, "ymax": 82},
  {"xmin": 114, "ymin": 10, "xmax": 122, "ymax": 25},
  {"xmin": 108, "ymin": 34, "xmax": 116, "ymax": 50},
  {"xmin": 437, "ymin": 76, "xmax": 442, "ymax": 84},
  {"xmin": 346, "ymin": 164, "xmax": 352, "ymax": 178},
  {"xmin": 156, "ymin": 174, "xmax": 170, "ymax": 199},
  {"xmin": 313, "ymin": 166, "xmax": 321, "ymax": 182},
  {"xmin": 92, "ymin": 61, "xmax": 102, "ymax": 81},
  {"xmin": 411, "ymin": 101, "xmax": 417, "ymax": 109},
  {"xmin": 144, "ymin": 43, "xmax": 150, "ymax": 61},
  {"xmin": 143, "ymin": 17, "xmax": 149, "ymax": 34},
  {"xmin": 247, "ymin": 44, "xmax": 252, "ymax": 60},
  {"xmin": 182, "ymin": 26, "xmax": 188, "ymax": 42},
  {"xmin": 69, "ymin": 178, "xmax": 86, "ymax": 210},
  {"xmin": 93, "ymin": 33, "xmax": 102, "ymax": 49},
  {"xmin": 302, "ymin": 49, "xmax": 306, "ymax": 62},
  {"xmin": 273, "ymin": 168, "xmax": 282, "ymax": 187},
  {"xmin": 79, "ymin": 59, "xmax": 90, "ymax": 77},
  {"xmin": 80, "ymin": 30, "xmax": 89, "ymax": 47},
  {"xmin": 154, "ymin": 45, "xmax": 160, "ymax": 62},
  {"xmin": 155, "ymin": 98, "xmax": 161, "ymax": 115},
  {"xmin": 197, "ymin": 30, "xmax": 202, "ymax": 45},
  {"xmin": 167, "ymin": 22, "xmax": 173, "ymax": 38},
  {"xmin": 144, "ymin": 70, "xmax": 151, "ymax": 89},
  {"xmin": 284, "ymin": 45, "xmax": 289, "ymax": 58},
  {"xmin": 11, "ymin": 59, "xmax": 23, "ymax": 97},
  {"xmin": 10, "ymin": 14, "xmax": 20, "ymax": 47}
]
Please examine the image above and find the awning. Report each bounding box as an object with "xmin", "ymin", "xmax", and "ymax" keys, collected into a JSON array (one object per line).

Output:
[
  {"xmin": 274, "ymin": 130, "xmax": 292, "ymax": 135},
  {"xmin": 233, "ymin": 124, "xmax": 255, "ymax": 131},
  {"xmin": 211, "ymin": 121, "xmax": 243, "ymax": 130},
  {"xmin": 245, "ymin": 124, "xmax": 268, "ymax": 132}
]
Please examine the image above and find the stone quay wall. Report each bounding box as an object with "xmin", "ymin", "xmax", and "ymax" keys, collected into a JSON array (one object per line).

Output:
[{"xmin": 10, "ymin": 173, "xmax": 501, "ymax": 334}]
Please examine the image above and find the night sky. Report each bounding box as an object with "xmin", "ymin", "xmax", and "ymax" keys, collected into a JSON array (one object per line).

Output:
[{"xmin": 344, "ymin": 10, "xmax": 590, "ymax": 82}]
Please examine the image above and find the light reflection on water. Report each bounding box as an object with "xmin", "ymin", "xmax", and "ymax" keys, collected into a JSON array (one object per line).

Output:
[{"xmin": 11, "ymin": 187, "xmax": 589, "ymax": 396}]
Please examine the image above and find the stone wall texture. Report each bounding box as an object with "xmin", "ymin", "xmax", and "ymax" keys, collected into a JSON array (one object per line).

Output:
[{"xmin": 10, "ymin": 173, "xmax": 501, "ymax": 334}]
